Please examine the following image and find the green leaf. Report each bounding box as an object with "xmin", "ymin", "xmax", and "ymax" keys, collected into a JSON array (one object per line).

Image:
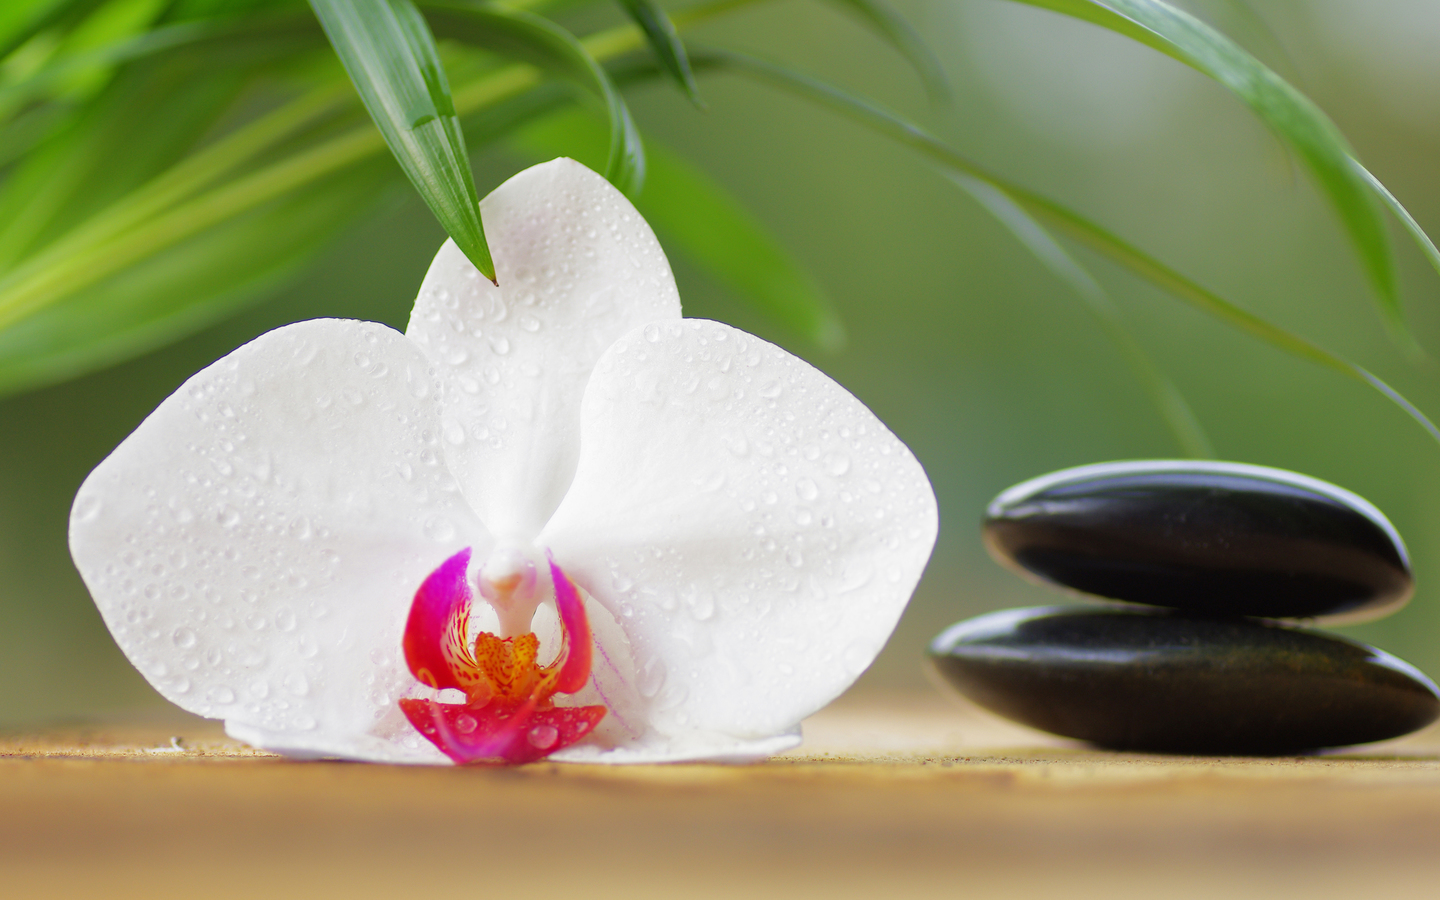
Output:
[
  {"xmin": 0, "ymin": 161, "xmax": 396, "ymax": 397},
  {"xmin": 427, "ymin": 2, "xmax": 645, "ymax": 197},
  {"xmin": 950, "ymin": 172, "xmax": 1211, "ymax": 458},
  {"xmin": 0, "ymin": 18, "xmax": 216, "ymax": 115},
  {"xmin": 698, "ymin": 49, "xmax": 1440, "ymax": 447},
  {"xmin": 0, "ymin": 51, "xmax": 250, "ymax": 269},
  {"xmin": 1351, "ymin": 159, "xmax": 1440, "ymax": 303},
  {"xmin": 822, "ymin": 0, "xmax": 948, "ymax": 101},
  {"xmin": 514, "ymin": 108, "xmax": 844, "ymax": 349},
  {"xmin": 1001, "ymin": 0, "xmax": 1415, "ymax": 355},
  {"xmin": 615, "ymin": 0, "xmax": 701, "ymax": 106},
  {"xmin": 310, "ymin": 0, "xmax": 493, "ymax": 281},
  {"xmin": 0, "ymin": 0, "xmax": 745, "ymax": 388},
  {"xmin": 0, "ymin": 0, "xmax": 91, "ymax": 59}
]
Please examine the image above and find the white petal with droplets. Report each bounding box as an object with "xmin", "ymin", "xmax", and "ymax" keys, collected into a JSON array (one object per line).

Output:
[
  {"xmin": 540, "ymin": 319, "xmax": 938, "ymax": 759},
  {"xmin": 406, "ymin": 158, "xmax": 681, "ymax": 541},
  {"xmin": 69, "ymin": 319, "xmax": 491, "ymax": 763}
]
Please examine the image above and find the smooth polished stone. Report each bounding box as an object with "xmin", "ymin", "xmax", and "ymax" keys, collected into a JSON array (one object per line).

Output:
[
  {"xmin": 929, "ymin": 606, "xmax": 1440, "ymax": 755},
  {"xmin": 983, "ymin": 460, "xmax": 1412, "ymax": 622}
]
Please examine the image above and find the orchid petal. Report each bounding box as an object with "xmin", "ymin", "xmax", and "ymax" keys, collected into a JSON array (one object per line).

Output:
[
  {"xmin": 69, "ymin": 319, "xmax": 491, "ymax": 763},
  {"xmin": 402, "ymin": 546, "xmax": 481, "ymax": 694},
  {"xmin": 406, "ymin": 158, "xmax": 682, "ymax": 541},
  {"xmin": 547, "ymin": 554, "xmax": 592, "ymax": 694},
  {"xmin": 539, "ymin": 319, "xmax": 937, "ymax": 760},
  {"xmin": 400, "ymin": 698, "xmax": 606, "ymax": 765}
]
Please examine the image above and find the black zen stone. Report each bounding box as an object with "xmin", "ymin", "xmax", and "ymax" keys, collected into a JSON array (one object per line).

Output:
[
  {"xmin": 983, "ymin": 460, "xmax": 1412, "ymax": 621},
  {"xmin": 929, "ymin": 606, "xmax": 1440, "ymax": 755}
]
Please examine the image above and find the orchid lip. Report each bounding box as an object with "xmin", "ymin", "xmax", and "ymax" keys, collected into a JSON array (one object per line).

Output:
[{"xmin": 400, "ymin": 546, "xmax": 606, "ymax": 765}]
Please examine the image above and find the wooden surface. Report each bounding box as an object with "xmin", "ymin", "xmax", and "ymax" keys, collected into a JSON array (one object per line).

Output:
[{"xmin": 4, "ymin": 692, "xmax": 1440, "ymax": 899}]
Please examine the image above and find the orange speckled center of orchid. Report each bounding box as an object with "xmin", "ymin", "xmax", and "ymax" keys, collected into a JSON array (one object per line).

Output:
[{"xmin": 399, "ymin": 547, "xmax": 606, "ymax": 765}]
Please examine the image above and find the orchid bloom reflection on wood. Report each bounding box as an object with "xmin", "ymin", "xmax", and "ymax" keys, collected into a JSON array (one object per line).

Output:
[{"xmin": 69, "ymin": 159, "xmax": 938, "ymax": 765}]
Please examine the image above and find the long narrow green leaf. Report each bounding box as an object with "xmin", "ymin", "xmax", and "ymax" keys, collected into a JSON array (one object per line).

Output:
[
  {"xmin": 0, "ymin": 0, "xmax": 741, "ymax": 347},
  {"xmin": 0, "ymin": 19, "xmax": 215, "ymax": 114},
  {"xmin": 697, "ymin": 49, "xmax": 1440, "ymax": 446},
  {"xmin": 0, "ymin": 51, "xmax": 251, "ymax": 268},
  {"xmin": 0, "ymin": 0, "xmax": 94, "ymax": 59},
  {"xmin": 1002, "ymin": 0, "xmax": 1416, "ymax": 355},
  {"xmin": 1351, "ymin": 160, "xmax": 1440, "ymax": 296},
  {"xmin": 514, "ymin": 108, "xmax": 844, "ymax": 349},
  {"xmin": 0, "ymin": 162, "xmax": 396, "ymax": 397},
  {"xmin": 951, "ymin": 172, "xmax": 1212, "ymax": 458},
  {"xmin": 0, "ymin": 61, "xmax": 692, "ymax": 394},
  {"xmin": 822, "ymin": 0, "xmax": 948, "ymax": 101},
  {"xmin": 616, "ymin": 0, "xmax": 701, "ymax": 106},
  {"xmin": 310, "ymin": 0, "xmax": 493, "ymax": 281},
  {"xmin": 428, "ymin": 2, "xmax": 645, "ymax": 196},
  {"xmin": 0, "ymin": 8, "xmax": 322, "ymax": 119}
]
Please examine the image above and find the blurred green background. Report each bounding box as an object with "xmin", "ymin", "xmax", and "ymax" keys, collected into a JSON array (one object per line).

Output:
[{"xmin": 5, "ymin": 0, "xmax": 1440, "ymax": 724}]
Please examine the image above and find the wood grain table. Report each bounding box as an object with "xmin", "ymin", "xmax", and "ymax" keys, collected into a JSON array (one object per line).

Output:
[{"xmin": 4, "ymin": 691, "xmax": 1439, "ymax": 899}]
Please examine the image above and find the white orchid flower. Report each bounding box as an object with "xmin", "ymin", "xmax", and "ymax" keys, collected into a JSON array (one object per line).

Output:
[{"xmin": 69, "ymin": 159, "xmax": 938, "ymax": 764}]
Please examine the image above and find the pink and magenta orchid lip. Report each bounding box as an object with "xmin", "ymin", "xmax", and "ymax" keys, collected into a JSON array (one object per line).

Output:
[{"xmin": 399, "ymin": 547, "xmax": 605, "ymax": 765}]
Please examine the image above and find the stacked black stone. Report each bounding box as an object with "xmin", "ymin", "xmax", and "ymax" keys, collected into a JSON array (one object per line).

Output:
[{"xmin": 928, "ymin": 461, "xmax": 1440, "ymax": 755}]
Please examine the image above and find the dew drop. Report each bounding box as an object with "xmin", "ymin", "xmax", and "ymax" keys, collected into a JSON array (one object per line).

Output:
[
  {"xmin": 637, "ymin": 659, "xmax": 667, "ymax": 698},
  {"xmin": 528, "ymin": 723, "xmax": 558, "ymax": 749},
  {"xmin": 171, "ymin": 627, "xmax": 197, "ymax": 649},
  {"xmin": 424, "ymin": 516, "xmax": 456, "ymax": 542},
  {"xmin": 689, "ymin": 593, "xmax": 715, "ymax": 621},
  {"xmin": 826, "ymin": 454, "xmax": 851, "ymax": 477},
  {"xmin": 455, "ymin": 713, "xmax": 478, "ymax": 734},
  {"xmin": 74, "ymin": 496, "xmax": 102, "ymax": 524},
  {"xmin": 285, "ymin": 672, "xmax": 310, "ymax": 697},
  {"xmin": 796, "ymin": 478, "xmax": 819, "ymax": 501},
  {"xmin": 207, "ymin": 686, "xmax": 236, "ymax": 705}
]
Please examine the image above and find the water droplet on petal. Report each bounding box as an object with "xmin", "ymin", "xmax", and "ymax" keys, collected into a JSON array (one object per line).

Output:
[
  {"xmin": 424, "ymin": 516, "xmax": 456, "ymax": 542},
  {"xmin": 74, "ymin": 496, "xmax": 102, "ymax": 524},
  {"xmin": 528, "ymin": 723, "xmax": 558, "ymax": 749},
  {"xmin": 288, "ymin": 516, "xmax": 313, "ymax": 540},
  {"xmin": 171, "ymin": 627, "xmax": 197, "ymax": 649},
  {"xmin": 455, "ymin": 713, "xmax": 478, "ymax": 734},
  {"xmin": 637, "ymin": 659, "xmax": 667, "ymax": 698}
]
